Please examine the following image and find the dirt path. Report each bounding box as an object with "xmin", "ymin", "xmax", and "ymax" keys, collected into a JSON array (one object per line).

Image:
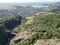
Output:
[{"xmin": 34, "ymin": 39, "xmax": 60, "ymax": 45}]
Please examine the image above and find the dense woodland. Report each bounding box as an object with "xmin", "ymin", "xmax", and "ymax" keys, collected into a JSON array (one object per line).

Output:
[
  {"xmin": 15, "ymin": 12, "xmax": 60, "ymax": 45},
  {"xmin": 0, "ymin": 3, "xmax": 60, "ymax": 45}
]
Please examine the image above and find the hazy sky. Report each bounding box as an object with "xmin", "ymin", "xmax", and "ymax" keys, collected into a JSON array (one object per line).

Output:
[{"xmin": 0, "ymin": 0, "xmax": 60, "ymax": 3}]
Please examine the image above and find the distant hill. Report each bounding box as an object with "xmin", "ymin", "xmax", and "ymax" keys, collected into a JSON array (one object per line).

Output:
[{"xmin": 0, "ymin": 2, "xmax": 58, "ymax": 6}]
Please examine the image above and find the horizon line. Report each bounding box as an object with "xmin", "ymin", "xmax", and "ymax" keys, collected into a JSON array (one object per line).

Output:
[{"xmin": 0, "ymin": 1, "xmax": 60, "ymax": 3}]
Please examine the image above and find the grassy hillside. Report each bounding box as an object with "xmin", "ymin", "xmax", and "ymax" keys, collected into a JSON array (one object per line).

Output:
[{"xmin": 10, "ymin": 12, "xmax": 60, "ymax": 45}]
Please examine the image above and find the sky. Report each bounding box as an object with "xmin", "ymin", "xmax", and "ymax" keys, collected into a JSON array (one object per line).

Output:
[{"xmin": 0, "ymin": 0, "xmax": 60, "ymax": 3}]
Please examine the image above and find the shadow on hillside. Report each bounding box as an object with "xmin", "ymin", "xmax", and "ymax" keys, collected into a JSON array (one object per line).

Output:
[{"xmin": 5, "ymin": 16, "xmax": 22, "ymax": 30}]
